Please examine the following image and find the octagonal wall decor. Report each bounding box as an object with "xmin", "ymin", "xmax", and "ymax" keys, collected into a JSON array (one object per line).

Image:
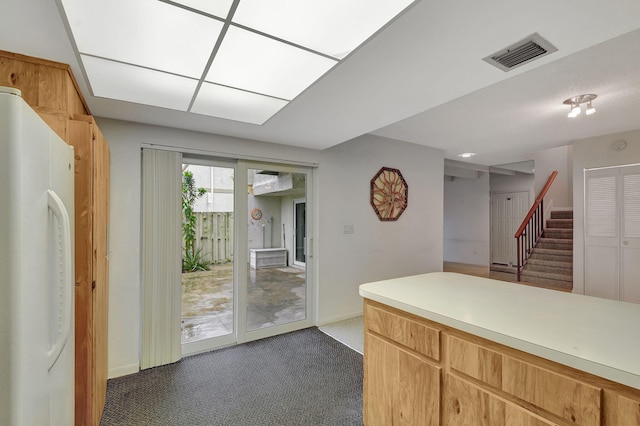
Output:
[{"xmin": 370, "ymin": 167, "xmax": 408, "ymax": 221}]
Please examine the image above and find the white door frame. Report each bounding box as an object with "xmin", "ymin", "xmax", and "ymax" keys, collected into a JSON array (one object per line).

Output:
[{"xmin": 237, "ymin": 161, "xmax": 315, "ymax": 345}]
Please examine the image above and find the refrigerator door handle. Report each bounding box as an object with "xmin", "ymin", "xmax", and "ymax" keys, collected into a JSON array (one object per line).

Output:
[{"xmin": 46, "ymin": 189, "xmax": 73, "ymax": 371}]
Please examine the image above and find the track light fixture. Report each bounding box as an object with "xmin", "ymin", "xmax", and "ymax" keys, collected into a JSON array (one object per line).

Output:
[{"xmin": 563, "ymin": 94, "xmax": 597, "ymax": 118}]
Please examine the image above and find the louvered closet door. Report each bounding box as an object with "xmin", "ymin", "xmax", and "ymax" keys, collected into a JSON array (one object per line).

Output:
[
  {"xmin": 585, "ymin": 168, "xmax": 620, "ymax": 300},
  {"xmin": 621, "ymin": 165, "xmax": 640, "ymax": 303},
  {"xmin": 585, "ymin": 165, "xmax": 640, "ymax": 303}
]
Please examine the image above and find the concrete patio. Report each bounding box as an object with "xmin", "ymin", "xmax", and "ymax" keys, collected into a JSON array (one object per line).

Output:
[{"xmin": 181, "ymin": 263, "xmax": 306, "ymax": 343}]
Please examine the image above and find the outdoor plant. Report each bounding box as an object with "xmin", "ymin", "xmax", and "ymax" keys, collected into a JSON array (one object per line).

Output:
[{"xmin": 182, "ymin": 170, "xmax": 209, "ymax": 272}]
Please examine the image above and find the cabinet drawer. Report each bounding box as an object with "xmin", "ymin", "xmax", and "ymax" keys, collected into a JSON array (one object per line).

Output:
[
  {"xmin": 365, "ymin": 303, "xmax": 440, "ymax": 361},
  {"xmin": 604, "ymin": 393, "xmax": 640, "ymax": 425},
  {"xmin": 449, "ymin": 336, "xmax": 502, "ymax": 389},
  {"xmin": 445, "ymin": 373, "xmax": 558, "ymax": 426},
  {"xmin": 502, "ymin": 357, "xmax": 602, "ymax": 426}
]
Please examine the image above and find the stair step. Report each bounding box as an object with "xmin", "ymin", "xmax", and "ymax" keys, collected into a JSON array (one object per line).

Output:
[
  {"xmin": 551, "ymin": 210, "xmax": 573, "ymax": 219},
  {"xmin": 525, "ymin": 259, "xmax": 573, "ymax": 275},
  {"xmin": 543, "ymin": 229, "xmax": 573, "ymax": 239},
  {"xmin": 536, "ymin": 238, "xmax": 573, "ymax": 250},
  {"xmin": 546, "ymin": 218, "xmax": 573, "ymax": 229},
  {"xmin": 529, "ymin": 248, "xmax": 572, "ymax": 262},
  {"xmin": 520, "ymin": 270, "xmax": 573, "ymax": 290}
]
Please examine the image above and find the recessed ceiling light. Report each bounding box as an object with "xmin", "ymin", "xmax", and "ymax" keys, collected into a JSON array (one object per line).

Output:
[
  {"xmin": 59, "ymin": 0, "xmax": 419, "ymax": 125},
  {"xmin": 458, "ymin": 153, "xmax": 476, "ymax": 158}
]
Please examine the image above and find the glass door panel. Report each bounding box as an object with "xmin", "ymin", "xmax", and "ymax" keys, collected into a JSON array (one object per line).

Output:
[
  {"xmin": 246, "ymin": 168, "xmax": 307, "ymax": 332},
  {"xmin": 181, "ymin": 162, "xmax": 235, "ymax": 354},
  {"xmin": 294, "ymin": 199, "xmax": 306, "ymax": 266}
]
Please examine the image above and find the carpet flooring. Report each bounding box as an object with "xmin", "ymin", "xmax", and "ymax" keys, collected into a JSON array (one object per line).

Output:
[{"xmin": 100, "ymin": 328, "xmax": 363, "ymax": 426}]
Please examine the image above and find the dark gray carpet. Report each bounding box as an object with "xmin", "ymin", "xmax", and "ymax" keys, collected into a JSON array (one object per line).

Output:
[{"xmin": 100, "ymin": 327, "xmax": 363, "ymax": 426}]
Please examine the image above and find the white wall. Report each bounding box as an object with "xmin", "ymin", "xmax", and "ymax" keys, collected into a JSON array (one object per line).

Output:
[
  {"xmin": 98, "ymin": 119, "xmax": 445, "ymax": 376},
  {"xmin": 97, "ymin": 118, "xmax": 322, "ymax": 378},
  {"xmin": 489, "ymin": 172, "xmax": 535, "ymax": 197},
  {"xmin": 530, "ymin": 145, "xmax": 573, "ymax": 209},
  {"xmin": 443, "ymin": 173, "xmax": 490, "ymax": 265},
  {"xmin": 572, "ymin": 128, "xmax": 640, "ymax": 295},
  {"xmin": 317, "ymin": 134, "xmax": 444, "ymax": 324}
]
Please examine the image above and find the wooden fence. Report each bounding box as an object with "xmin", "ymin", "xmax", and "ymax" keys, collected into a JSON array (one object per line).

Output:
[{"xmin": 193, "ymin": 212, "xmax": 234, "ymax": 264}]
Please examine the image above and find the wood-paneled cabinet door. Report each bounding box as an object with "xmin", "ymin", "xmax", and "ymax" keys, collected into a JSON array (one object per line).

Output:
[
  {"xmin": 364, "ymin": 333, "xmax": 440, "ymax": 426},
  {"xmin": 69, "ymin": 115, "xmax": 110, "ymax": 426},
  {"xmin": 91, "ymin": 121, "xmax": 110, "ymax": 426}
]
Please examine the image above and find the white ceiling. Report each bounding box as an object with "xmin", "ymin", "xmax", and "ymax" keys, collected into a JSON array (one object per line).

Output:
[{"xmin": 3, "ymin": 0, "xmax": 640, "ymax": 166}]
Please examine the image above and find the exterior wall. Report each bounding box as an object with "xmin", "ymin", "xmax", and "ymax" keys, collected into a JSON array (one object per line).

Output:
[
  {"xmin": 443, "ymin": 173, "xmax": 490, "ymax": 265},
  {"xmin": 318, "ymin": 134, "xmax": 444, "ymax": 324},
  {"xmin": 572, "ymin": 128, "xmax": 640, "ymax": 295}
]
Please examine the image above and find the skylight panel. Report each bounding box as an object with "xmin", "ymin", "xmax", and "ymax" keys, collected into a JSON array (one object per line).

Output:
[
  {"xmin": 232, "ymin": 0, "xmax": 416, "ymax": 59},
  {"xmin": 205, "ymin": 26, "xmax": 338, "ymax": 100},
  {"xmin": 167, "ymin": 0, "xmax": 234, "ymax": 19},
  {"xmin": 61, "ymin": 0, "xmax": 223, "ymax": 78},
  {"xmin": 191, "ymin": 82, "xmax": 289, "ymax": 125},
  {"xmin": 82, "ymin": 55, "xmax": 198, "ymax": 111}
]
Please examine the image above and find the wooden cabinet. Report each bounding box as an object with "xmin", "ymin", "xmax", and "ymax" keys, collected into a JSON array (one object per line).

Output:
[
  {"xmin": 363, "ymin": 299, "xmax": 640, "ymax": 426},
  {"xmin": 364, "ymin": 331, "xmax": 440, "ymax": 426},
  {"xmin": 0, "ymin": 50, "xmax": 88, "ymax": 140},
  {"xmin": 68, "ymin": 115, "xmax": 110, "ymax": 426},
  {"xmin": 444, "ymin": 374, "xmax": 558, "ymax": 426},
  {"xmin": 1, "ymin": 50, "xmax": 110, "ymax": 426}
]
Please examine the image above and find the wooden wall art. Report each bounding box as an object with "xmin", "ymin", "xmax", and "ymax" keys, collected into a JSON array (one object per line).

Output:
[{"xmin": 370, "ymin": 167, "xmax": 408, "ymax": 221}]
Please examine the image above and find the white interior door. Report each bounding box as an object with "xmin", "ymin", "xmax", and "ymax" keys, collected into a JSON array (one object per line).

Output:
[
  {"xmin": 585, "ymin": 165, "xmax": 640, "ymax": 303},
  {"xmin": 584, "ymin": 168, "xmax": 619, "ymax": 300},
  {"xmin": 491, "ymin": 191, "xmax": 529, "ymax": 266},
  {"xmin": 621, "ymin": 166, "xmax": 640, "ymax": 303}
]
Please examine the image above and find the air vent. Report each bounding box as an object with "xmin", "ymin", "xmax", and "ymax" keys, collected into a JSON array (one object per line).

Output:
[{"xmin": 483, "ymin": 33, "xmax": 557, "ymax": 72}]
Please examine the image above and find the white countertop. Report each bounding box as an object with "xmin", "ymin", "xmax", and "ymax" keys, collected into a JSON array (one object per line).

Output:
[{"xmin": 359, "ymin": 272, "xmax": 640, "ymax": 390}]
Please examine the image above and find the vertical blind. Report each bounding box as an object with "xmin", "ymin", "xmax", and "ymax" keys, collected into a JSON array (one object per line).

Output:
[{"xmin": 141, "ymin": 148, "xmax": 182, "ymax": 369}]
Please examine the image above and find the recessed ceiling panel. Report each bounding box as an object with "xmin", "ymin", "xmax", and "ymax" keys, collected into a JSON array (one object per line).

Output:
[
  {"xmin": 82, "ymin": 55, "xmax": 198, "ymax": 111},
  {"xmin": 232, "ymin": 0, "xmax": 416, "ymax": 58},
  {"xmin": 206, "ymin": 26, "xmax": 338, "ymax": 100},
  {"xmin": 61, "ymin": 0, "xmax": 223, "ymax": 78},
  {"xmin": 191, "ymin": 82, "xmax": 289, "ymax": 125},
  {"xmin": 168, "ymin": 0, "xmax": 234, "ymax": 19}
]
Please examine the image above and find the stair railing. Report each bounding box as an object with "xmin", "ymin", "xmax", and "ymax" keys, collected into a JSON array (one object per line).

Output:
[{"xmin": 514, "ymin": 171, "xmax": 558, "ymax": 281}]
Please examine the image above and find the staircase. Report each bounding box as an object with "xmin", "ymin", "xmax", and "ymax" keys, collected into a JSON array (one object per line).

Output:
[{"xmin": 520, "ymin": 210, "xmax": 573, "ymax": 290}]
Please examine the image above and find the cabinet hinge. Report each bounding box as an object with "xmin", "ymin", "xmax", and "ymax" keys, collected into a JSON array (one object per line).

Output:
[{"xmin": 92, "ymin": 280, "xmax": 96, "ymax": 290}]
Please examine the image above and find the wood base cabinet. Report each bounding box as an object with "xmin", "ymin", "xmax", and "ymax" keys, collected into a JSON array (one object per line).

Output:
[
  {"xmin": 363, "ymin": 299, "xmax": 640, "ymax": 426},
  {"xmin": 365, "ymin": 333, "xmax": 440, "ymax": 425}
]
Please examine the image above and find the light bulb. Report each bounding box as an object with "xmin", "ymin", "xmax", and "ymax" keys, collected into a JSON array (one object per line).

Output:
[
  {"xmin": 586, "ymin": 102, "xmax": 595, "ymax": 115},
  {"xmin": 571, "ymin": 105, "xmax": 581, "ymax": 115}
]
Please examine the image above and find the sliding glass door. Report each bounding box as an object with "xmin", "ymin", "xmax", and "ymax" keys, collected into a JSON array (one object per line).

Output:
[
  {"xmin": 240, "ymin": 162, "xmax": 314, "ymax": 342},
  {"xmin": 179, "ymin": 159, "xmax": 314, "ymax": 354},
  {"xmin": 181, "ymin": 159, "xmax": 236, "ymax": 355}
]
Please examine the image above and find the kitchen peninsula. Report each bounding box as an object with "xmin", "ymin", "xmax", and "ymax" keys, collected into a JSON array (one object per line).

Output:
[{"xmin": 360, "ymin": 272, "xmax": 640, "ymax": 425}]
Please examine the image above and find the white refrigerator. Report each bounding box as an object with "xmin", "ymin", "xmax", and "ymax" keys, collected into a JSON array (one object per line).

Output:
[{"xmin": 0, "ymin": 86, "xmax": 75, "ymax": 425}]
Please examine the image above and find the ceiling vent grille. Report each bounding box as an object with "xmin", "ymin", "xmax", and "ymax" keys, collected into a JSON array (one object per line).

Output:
[{"xmin": 483, "ymin": 33, "xmax": 557, "ymax": 72}]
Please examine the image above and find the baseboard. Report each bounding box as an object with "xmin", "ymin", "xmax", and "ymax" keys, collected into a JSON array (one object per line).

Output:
[
  {"xmin": 317, "ymin": 311, "xmax": 363, "ymax": 327},
  {"xmin": 108, "ymin": 363, "xmax": 139, "ymax": 379}
]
